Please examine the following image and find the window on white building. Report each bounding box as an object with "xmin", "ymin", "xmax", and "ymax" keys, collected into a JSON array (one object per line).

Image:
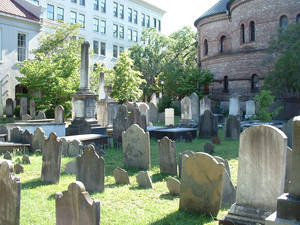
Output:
[
  {"xmin": 17, "ymin": 33, "xmax": 27, "ymax": 62},
  {"xmin": 100, "ymin": 0, "xmax": 106, "ymax": 13},
  {"xmin": 47, "ymin": 4, "xmax": 54, "ymax": 20},
  {"xmin": 119, "ymin": 26, "xmax": 124, "ymax": 39},
  {"xmin": 153, "ymin": 18, "xmax": 157, "ymax": 28},
  {"xmin": 78, "ymin": 14, "xmax": 85, "ymax": 28},
  {"xmin": 79, "ymin": 0, "xmax": 85, "ymax": 6},
  {"xmin": 120, "ymin": 4, "xmax": 124, "ymax": 19},
  {"xmin": 128, "ymin": 28, "xmax": 132, "ymax": 41},
  {"xmin": 93, "ymin": 40, "xmax": 99, "ymax": 54},
  {"xmin": 70, "ymin": 11, "xmax": 77, "ymax": 24},
  {"xmin": 57, "ymin": 7, "xmax": 64, "ymax": 21},
  {"xmin": 100, "ymin": 42, "xmax": 106, "ymax": 56},
  {"xmin": 113, "ymin": 24, "xmax": 118, "ymax": 38},
  {"xmin": 94, "ymin": 0, "xmax": 99, "ymax": 10},
  {"xmin": 113, "ymin": 45, "xmax": 118, "ymax": 58},
  {"xmin": 113, "ymin": 2, "xmax": 118, "ymax": 17},
  {"xmin": 119, "ymin": 46, "xmax": 124, "ymax": 55},
  {"xmin": 128, "ymin": 8, "xmax": 132, "ymax": 22},
  {"xmin": 141, "ymin": 13, "xmax": 145, "ymax": 26},
  {"xmin": 93, "ymin": 18, "xmax": 99, "ymax": 32},
  {"xmin": 100, "ymin": 20, "xmax": 106, "ymax": 34},
  {"xmin": 146, "ymin": 15, "xmax": 150, "ymax": 27},
  {"xmin": 133, "ymin": 30, "xmax": 138, "ymax": 42},
  {"xmin": 133, "ymin": 10, "xmax": 138, "ymax": 24},
  {"xmin": 71, "ymin": 0, "xmax": 76, "ymax": 3},
  {"xmin": 158, "ymin": 20, "xmax": 161, "ymax": 31}
]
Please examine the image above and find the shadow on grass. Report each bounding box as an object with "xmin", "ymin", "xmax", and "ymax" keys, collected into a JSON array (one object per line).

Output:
[
  {"xmin": 151, "ymin": 173, "xmax": 169, "ymax": 183},
  {"xmin": 47, "ymin": 193, "xmax": 56, "ymax": 200},
  {"xmin": 129, "ymin": 186, "xmax": 150, "ymax": 191},
  {"xmin": 159, "ymin": 193, "xmax": 179, "ymax": 200},
  {"xmin": 22, "ymin": 178, "xmax": 54, "ymax": 190},
  {"xmin": 105, "ymin": 183, "xmax": 130, "ymax": 188},
  {"xmin": 149, "ymin": 209, "xmax": 215, "ymax": 225}
]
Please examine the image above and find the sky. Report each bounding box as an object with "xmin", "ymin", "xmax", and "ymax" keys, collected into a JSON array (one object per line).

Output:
[{"xmin": 145, "ymin": 0, "xmax": 220, "ymax": 35}]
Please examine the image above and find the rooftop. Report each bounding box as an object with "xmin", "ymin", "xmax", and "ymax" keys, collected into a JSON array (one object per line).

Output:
[{"xmin": 0, "ymin": 0, "xmax": 40, "ymax": 22}]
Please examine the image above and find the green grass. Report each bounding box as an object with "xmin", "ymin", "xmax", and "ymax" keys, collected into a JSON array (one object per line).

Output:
[{"xmin": 5, "ymin": 129, "xmax": 239, "ymax": 225}]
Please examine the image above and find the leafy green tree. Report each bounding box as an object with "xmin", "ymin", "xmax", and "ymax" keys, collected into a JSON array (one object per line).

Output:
[
  {"xmin": 264, "ymin": 22, "xmax": 300, "ymax": 96},
  {"xmin": 17, "ymin": 23, "xmax": 82, "ymax": 117},
  {"xmin": 110, "ymin": 52, "xmax": 145, "ymax": 103}
]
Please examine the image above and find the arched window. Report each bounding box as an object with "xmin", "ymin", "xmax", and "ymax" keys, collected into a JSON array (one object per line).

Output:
[
  {"xmin": 297, "ymin": 14, "xmax": 300, "ymax": 23},
  {"xmin": 249, "ymin": 21, "xmax": 255, "ymax": 42},
  {"xmin": 240, "ymin": 24, "xmax": 245, "ymax": 44},
  {"xmin": 280, "ymin": 15, "xmax": 288, "ymax": 30},
  {"xmin": 220, "ymin": 35, "xmax": 226, "ymax": 53},
  {"xmin": 223, "ymin": 76, "xmax": 229, "ymax": 92},
  {"xmin": 251, "ymin": 74, "xmax": 259, "ymax": 91},
  {"xmin": 204, "ymin": 39, "xmax": 208, "ymax": 55}
]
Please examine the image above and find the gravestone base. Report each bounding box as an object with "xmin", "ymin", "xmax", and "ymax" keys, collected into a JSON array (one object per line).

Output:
[
  {"xmin": 265, "ymin": 212, "xmax": 300, "ymax": 225},
  {"xmin": 276, "ymin": 194, "xmax": 300, "ymax": 221},
  {"xmin": 219, "ymin": 203, "xmax": 273, "ymax": 225},
  {"xmin": 67, "ymin": 118, "xmax": 106, "ymax": 136}
]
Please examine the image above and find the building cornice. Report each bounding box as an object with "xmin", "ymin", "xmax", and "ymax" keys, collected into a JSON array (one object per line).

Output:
[
  {"xmin": 0, "ymin": 11, "xmax": 41, "ymax": 25},
  {"xmin": 129, "ymin": 0, "xmax": 166, "ymax": 15}
]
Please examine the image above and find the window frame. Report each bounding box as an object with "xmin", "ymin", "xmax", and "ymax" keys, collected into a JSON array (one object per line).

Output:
[
  {"xmin": 47, "ymin": 4, "xmax": 54, "ymax": 20},
  {"xmin": 128, "ymin": 8, "xmax": 132, "ymax": 22},
  {"xmin": 204, "ymin": 39, "xmax": 208, "ymax": 56},
  {"xmin": 70, "ymin": 11, "xmax": 77, "ymax": 24},
  {"xmin": 297, "ymin": 14, "xmax": 300, "ymax": 22},
  {"xmin": 113, "ymin": 24, "xmax": 118, "ymax": 38},
  {"xmin": 100, "ymin": 42, "xmax": 106, "ymax": 56},
  {"xmin": 113, "ymin": 45, "xmax": 118, "ymax": 58},
  {"xmin": 249, "ymin": 21, "xmax": 255, "ymax": 42},
  {"xmin": 78, "ymin": 13, "xmax": 85, "ymax": 29},
  {"xmin": 113, "ymin": 2, "xmax": 118, "ymax": 17},
  {"xmin": 93, "ymin": 0, "xmax": 99, "ymax": 10},
  {"xmin": 17, "ymin": 33, "xmax": 27, "ymax": 62},
  {"xmin": 133, "ymin": 10, "xmax": 138, "ymax": 24},
  {"xmin": 223, "ymin": 76, "xmax": 229, "ymax": 93},
  {"xmin": 100, "ymin": 0, "xmax": 106, "ymax": 13},
  {"xmin": 119, "ymin": 25, "xmax": 124, "ymax": 39},
  {"xmin": 251, "ymin": 74, "xmax": 259, "ymax": 92},
  {"xmin": 100, "ymin": 20, "xmax": 106, "ymax": 34},
  {"xmin": 57, "ymin": 7, "xmax": 64, "ymax": 21},
  {"xmin": 220, "ymin": 35, "xmax": 226, "ymax": 53},
  {"xmin": 93, "ymin": 40, "xmax": 99, "ymax": 55},
  {"xmin": 120, "ymin": 4, "xmax": 124, "ymax": 19},
  {"xmin": 146, "ymin": 15, "xmax": 150, "ymax": 27},
  {"xmin": 133, "ymin": 30, "xmax": 138, "ymax": 42},
  {"xmin": 93, "ymin": 18, "xmax": 99, "ymax": 32},
  {"xmin": 141, "ymin": 13, "xmax": 145, "ymax": 26},
  {"xmin": 240, "ymin": 24, "xmax": 245, "ymax": 44},
  {"xmin": 280, "ymin": 15, "xmax": 288, "ymax": 30},
  {"xmin": 128, "ymin": 28, "xmax": 132, "ymax": 41},
  {"xmin": 79, "ymin": 0, "xmax": 85, "ymax": 6}
]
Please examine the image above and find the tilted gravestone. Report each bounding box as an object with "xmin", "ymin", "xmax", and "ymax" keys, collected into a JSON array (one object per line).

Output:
[
  {"xmin": 122, "ymin": 124, "xmax": 151, "ymax": 170},
  {"xmin": 20, "ymin": 97, "xmax": 28, "ymax": 118},
  {"xmin": 225, "ymin": 115, "xmax": 240, "ymax": 140},
  {"xmin": 148, "ymin": 103, "xmax": 158, "ymax": 124},
  {"xmin": 0, "ymin": 160, "xmax": 21, "ymax": 225},
  {"xmin": 113, "ymin": 167, "xmax": 130, "ymax": 185},
  {"xmin": 41, "ymin": 132, "xmax": 62, "ymax": 184},
  {"xmin": 158, "ymin": 136, "xmax": 177, "ymax": 175},
  {"xmin": 198, "ymin": 110, "xmax": 218, "ymax": 138},
  {"xmin": 29, "ymin": 99, "xmax": 35, "ymax": 118},
  {"xmin": 179, "ymin": 152, "xmax": 224, "ymax": 217},
  {"xmin": 5, "ymin": 98, "xmax": 14, "ymax": 118},
  {"xmin": 55, "ymin": 105, "xmax": 64, "ymax": 123},
  {"xmin": 113, "ymin": 105, "xmax": 128, "ymax": 147},
  {"xmin": 31, "ymin": 127, "xmax": 46, "ymax": 152},
  {"xmin": 136, "ymin": 171, "xmax": 153, "ymax": 189},
  {"xmin": 200, "ymin": 96, "xmax": 211, "ymax": 115},
  {"xmin": 56, "ymin": 181, "xmax": 100, "ymax": 225},
  {"xmin": 76, "ymin": 145, "xmax": 105, "ymax": 193},
  {"xmin": 222, "ymin": 125, "xmax": 287, "ymax": 225},
  {"xmin": 167, "ymin": 177, "xmax": 180, "ymax": 195},
  {"xmin": 181, "ymin": 96, "xmax": 192, "ymax": 121},
  {"xmin": 190, "ymin": 92, "xmax": 199, "ymax": 122}
]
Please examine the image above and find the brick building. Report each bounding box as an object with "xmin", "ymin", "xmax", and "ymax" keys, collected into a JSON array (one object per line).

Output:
[{"xmin": 194, "ymin": 0, "xmax": 300, "ymax": 116}]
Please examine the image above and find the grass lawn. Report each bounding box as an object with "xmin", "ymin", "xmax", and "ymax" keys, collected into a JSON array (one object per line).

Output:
[{"xmin": 4, "ymin": 129, "xmax": 239, "ymax": 225}]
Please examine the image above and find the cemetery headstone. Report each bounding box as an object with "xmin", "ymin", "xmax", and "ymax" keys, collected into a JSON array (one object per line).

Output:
[
  {"xmin": 165, "ymin": 108, "xmax": 174, "ymax": 126},
  {"xmin": 245, "ymin": 100, "xmax": 255, "ymax": 119},
  {"xmin": 56, "ymin": 181, "xmax": 100, "ymax": 225},
  {"xmin": 21, "ymin": 114, "xmax": 31, "ymax": 120},
  {"xmin": 283, "ymin": 118, "xmax": 293, "ymax": 148},
  {"xmin": 55, "ymin": 105, "xmax": 64, "ymax": 123},
  {"xmin": 198, "ymin": 110, "xmax": 218, "ymax": 138},
  {"xmin": 113, "ymin": 105, "xmax": 128, "ymax": 147},
  {"xmin": 108, "ymin": 101, "xmax": 118, "ymax": 125},
  {"xmin": 158, "ymin": 136, "xmax": 177, "ymax": 175},
  {"xmin": 122, "ymin": 124, "xmax": 151, "ymax": 170},
  {"xmin": 150, "ymin": 93, "xmax": 158, "ymax": 106},
  {"xmin": 41, "ymin": 132, "xmax": 62, "ymax": 184},
  {"xmin": 0, "ymin": 160, "xmax": 21, "ymax": 225},
  {"xmin": 179, "ymin": 152, "xmax": 224, "ymax": 217},
  {"xmin": 31, "ymin": 128, "xmax": 46, "ymax": 152},
  {"xmin": 136, "ymin": 171, "xmax": 153, "ymax": 189},
  {"xmin": 20, "ymin": 97, "xmax": 28, "ymax": 117},
  {"xmin": 167, "ymin": 177, "xmax": 180, "ymax": 195},
  {"xmin": 64, "ymin": 161, "xmax": 77, "ymax": 174},
  {"xmin": 97, "ymin": 100, "xmax": 108, "ymax": 126},
  {"xmin": 190, "ymin": 92, "xmax": 199, "ymax": 122},
  {"xmin": 229, "ymin": 94, "xmax": 240, "ymax": 116},
  {"xmin": 178, "ymin": 150, "xmax": 195, "ymax": 178},
  {"xmin": 222, "ymin": 125, "xmax": 287, "ymax": 224},
  {"xmin": 113, "ymin": 167, "xmax": 130, "ymax": 185},
  {"xmin": 148, "ymin": 103, "xmax": 158, "ymax": 123},
  {"xmin": 10, "ymin": 127, "xmax": 23, "ymax": 143},
  {"xmin": 22, "ymin": 155, "xmax": 31, "ymax": 164},
  {"xmin": 284, "ymin": 146, "xmax": 292, "ymax": 192},
  {"xmin": 200, "ymin": 96, "xmax": 211, "ymax": 115},
  {"xmin": 76, "ymin": 145, "xmax": 105, "ymax": 193},
  {"xmin": 98, "ymin": 71, "xmax": 106, "ymax": 100},
  {"xmin": 5, "ymin": 98, "xmax": 14, "ymax": 118},
  {"xmin": 204, "ymin": 142, "xmax": 215, "ymax": 154},
  {"xmin": 29, "ymin": 99, "xmax": 35, "ymax": 118},
  {"xmin": 211, "ymin": 135, "xmax": 221, "ymax": 145},
  {"xmin": 68, "ymin": 139, "xmax": 83, "ymax": 157},
  {"xmin": 127, "ymin": 105, "xmax": 147, "ymax": 132},
  {"xmin": 225, "ymin": 115, "xmax": 240, "ymax": 140},
  {"xmin": 14, "ymin": 164, "xmax": 24, "ymax": 174},
  {"xmin": 138, "ymin": 103, "xmax": 150, "ymax": 125},
  {"xmin": 4, "ymin": 152, "xmax": 12, "ymax": 160},
  {"xmin": 181, "ymin": 96, "xmax": 192, "ymax": 121},
  {"xmin": 36, "ymin": 111, "xmax": 46, "ymax": 119},
  {"xmin": 23, "ymin": 130, "xmax": 33, "ymax": 146}
]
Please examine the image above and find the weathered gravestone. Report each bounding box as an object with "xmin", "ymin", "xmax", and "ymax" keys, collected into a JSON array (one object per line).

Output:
[
  {"xmin": 36, "ymin": 111, "xmax": 46, "ymax": 119},
  {"xmin": 221, "ymin": 125, "xmax": 287, "ymax": 225},
  {"xmin": 158, "ymin": 136, "xmax": 177, "ymax": 175},
  {"xmin": 0, "ymin": 160, "xmax": 21, "ymax": 225},
  {"xmin": 165, "ymin": 108, "xmax": 174, "ymax": 126},
  {"xmin": 56, "ymin": 181, "xmax": 100, "ymax": 225},
  {"xmin": 21, "ymin": 114, "xmax": 32, "ymax": 120},
  {"xmin": 68, "ymin": 140, "xmax": 83, "ymax": 157},
  {"xmin": 284, "ymin": 146, "xmax": 293, "ymax": 193},
  {"xmin": 225, "ymin": 115, "xmax": 240, "ymax": 140},
  {"xmin": 229, "ymin": 94, "xmax": 240, "ymax": 116},
  {"xmin": 136, "ymin": 171, "xmax": 153, "ymax": 189},
  {"xmin": 179, "ymin": 152, "xmax": 224, "ymax": 217},
  {"xmin": 122, "ymin": 124, "xmax": 150, "ymax": 170},
  {"xmin": 22, "ymin": 155, "xmax": 31, "ymax": 164},
  {"xmin": 5, "ymin": 98, "xmax": 14, "ymax": 118},
  {"xmin": 127, "ymin": 105, "xmax": 147, "ymax": 132},
  {"xmin": 148, "ymin": 103, "xmax": 158, "ymax": 124},
  {"xmin": 29, "ymin": 99, "xmax": 35, "ymax": 118},
  {"xmin": 190, "ymin": 92, "xmax": 199, "ymax": 122},
  {"xmin": 41, "ymin": 132, "xmax": 62, "ymax": 184},
  {"xmin": 10, "ymin": 127, "xmax": 23, "ymax": 143},
  {"xmin": 198, "ymin": 110, "xmax": 218, "ymax": 138},
  {"xmin": 97, "ymin": 100, "xmax": 108, "ymax": 126},
  {"xmin": 113, "ymin": 167, "xmax": 130, "ymax": 185},
  {"xmin": 20, "ymin": 97, "xmax": 28, "ymax": 118},
  {"xmin": 167, "ymin": 177, "xmax": 180, "ymax": 195},
  {"xmin": 14, "ymin": 164, "xmax": 24, "ymax": 174},
  {"xmin": 108, "ymin": 101, "xmax": 118, "ymax": 125},
  {"xmin": 23, "ymin": 130, "xmax": 33, "ymax": 146},
  {"xmin": 200, "ymin": 96, "xmax": 211, "ymax": 115},
  {"xmin": 204, "ymin": 142, "xmax": 215, "ymax": 154},
  {"xmin": 178, "ymin": 150, "xmax": 195, "ymax": 178},
  {"xmin": 283, "ymin": 118, "xmax": 293, "ymax": 148},
  {"xmin": 76, "ymin": 145, "xmax": 105, "ymax": 193},
  {"xmin": 55, "ymin": 105, "xmax": 64, "ymax": 123},
  {"xmin": 245, "ymin": 100, "xmax": 255, "ymax": 119},
  {"xmin": 181, "ymin": 96, "xmax": 192, "ymax": 121},
  {"xmin": 4, "ymin": 152, "xmax": 12, "ymax": 160},
  {"xmin": 138, "ymin": 103, "xmax": 149, "ymax": 125},
  {"xmin": 31, "ymin": 127, "xmax": 46, "ymax": 152},
  {"xmin": 113, "ymin": 105, "xmax": 128, "ymax": 147}
]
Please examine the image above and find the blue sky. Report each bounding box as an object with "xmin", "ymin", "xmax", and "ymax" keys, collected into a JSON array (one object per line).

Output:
[{"xmin": 146, "ymin": 0, "xmax": 220, "ymax": 35}]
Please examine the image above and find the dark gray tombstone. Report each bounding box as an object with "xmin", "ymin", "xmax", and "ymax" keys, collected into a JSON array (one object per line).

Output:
[
  {"xmin": 127, "ymin": 105, "xmax": 147, "ymax": 132},
  {"xmin": 113, "ymin": 105, "xmax": 128, "ymax": 147},
  {"xmin": 148, "ymin": 103, "xmax": 158, "ymax": 123},
  {"xmin": 158, "ymin": 136, "xmax": 177, "ymax": 175},
  {"xmin": 29, "ymin": 99, "xmax": 35, "ymax": 118},
  {"xmin": 20, "ymin": 97, "xmax": 28, "ymax": 117},
  {"xmin": 31, "ymin": 128, "xmax": 46, "ymax": 152},
  {"xmin": 5, "ymin": 98, "xmax": 14, "ymax": 118},
  {"xmin": 10, "ymin": 127, "xmax": 23, "ymax": 143},
  {"xmin": 283, "ymin": 118, "xmax": 293, "ymax": 148},
  {"xmin": 56, "ymin": 181, "xmax": 100, "ymax": 225},
  {"xmin": 76, "ymin": 145, "xmax": 105, "ymax": 192},
  {"xmin": 41, "ymin": 132, "xmax": 62, "ymax": 184},
  {"xmin": 225, "ymin": 115, "xmax": 240, "ymax": 140},
  {"xmin": 198, "ymin": 109, "xmax": 218, "ymax": 138},
  {"xmin": 55, "ymin": 105, "xmax": 64, "ymax": 123},
  {"xmin": 203, "ymin": 142, "xmax": 215, "ymax": 154}
]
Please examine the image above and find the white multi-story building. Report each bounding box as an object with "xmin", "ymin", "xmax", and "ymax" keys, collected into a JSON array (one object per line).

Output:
[{"xmin": 37, "ymin": 0, "xmax": 165, "ymax": 68}]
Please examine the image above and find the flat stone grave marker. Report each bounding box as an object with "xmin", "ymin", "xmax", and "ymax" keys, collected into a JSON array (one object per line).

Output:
[
  {"xmin": 56, "ymin": 181, "xmax": 100, "ymax": 225},
  {"xmin": 76, "ymin": 145, "xmax": 105, "ymax": 193},
  {"xmin": 158, "ymin": 136, "xmax": 177, "ymax": 175}
]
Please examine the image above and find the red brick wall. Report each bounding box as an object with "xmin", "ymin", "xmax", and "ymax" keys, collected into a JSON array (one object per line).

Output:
[{"xmin": 196, "ymin": 0, "xmax": 300, "ymax": 101}]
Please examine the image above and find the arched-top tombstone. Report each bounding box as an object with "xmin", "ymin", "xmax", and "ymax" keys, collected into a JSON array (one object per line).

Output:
[
  {"xmin": 5, "ymin": 98, "xmax": 14, "ymax": 118},
  {"xmin": 138, "ymin": 103, "xmax": 150, "ymax": 125},
  {"xmin": 55, "ymin": 105, "xmax": 65, "ymax": 123},
  {"xmin": 181, "ymin": 96, "xmax": 192, "ymax": 121},
  {"xmin": 225, "ymin": 115, "xmax": 240, "ymax": 140},
  {"xmin": 198, "ymin": 109, "xmax": 218, "ymax": 138},
  {"xmin": 200, "ymin": 96, "xmax": 211, "ymax": 116},
  {"xmin": 31, "ymin": 127, "xmax": 46, "ymax": 152},
  {"xmin": 190, "ymin": 92, "xmax": 199, "ymax": 122},
  {"xmin": 158, "ymin": 136, "xmax": 177, "ymax": 175},
  {"xmin": 56, "ymin": 181, "xmax": 100, "ymax": 225},
  {"xmin": 148, "ymin": 103, "xmax": 158, "ymax": 123}
]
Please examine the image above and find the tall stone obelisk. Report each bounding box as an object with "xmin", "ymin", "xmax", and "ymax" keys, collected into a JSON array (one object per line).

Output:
[{"xmin": 67, "ymin": 41, "xmax": 106, "ymax": 135}]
